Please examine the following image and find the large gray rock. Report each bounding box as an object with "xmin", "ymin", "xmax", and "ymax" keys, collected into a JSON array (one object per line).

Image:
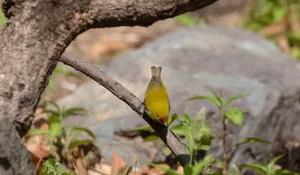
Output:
[{"xmin": 59, "ymin": 25, "xmax": 300, "ymax": 169}]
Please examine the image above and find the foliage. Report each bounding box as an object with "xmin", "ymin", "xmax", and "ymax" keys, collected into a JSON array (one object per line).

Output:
[
  {"xmin": 175, "ymin": 14, "xmax": 209, "ymax": 27},
  {"xmin": 240, "ymin": 0, "xmax": 300, "ymax": 59},
  {"xmin": 47, "ymin": 65, "xmax": 77, "ymax": 92},
  {"xmin": 39, "ymin": 158, "xmax": 75, "ymax": 175},
  {"xmin": 0, "ymin": 9, "xmax": 7, "ymax": 26},
  {"xmin": 240, "ymin": 155, "xmax": 299, "ymax": 175},
  {"xmin": 27, "ymin": 102, "xmax": 95, "ymax": 171}
]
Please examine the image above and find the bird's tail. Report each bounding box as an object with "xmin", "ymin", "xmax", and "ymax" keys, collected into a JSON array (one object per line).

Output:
[{"xmin": 151, "ymin": 66, "xmax": 162, "ymax": 78}]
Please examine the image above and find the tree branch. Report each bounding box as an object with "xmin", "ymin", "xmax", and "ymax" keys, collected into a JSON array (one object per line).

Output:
[
  {"xmin": 87, "ymin": 0, "xmax": 218, "ymax": 28},
  {"xmin": 60, "ymin": 53, "xmax": 190, "ymax": 166}
]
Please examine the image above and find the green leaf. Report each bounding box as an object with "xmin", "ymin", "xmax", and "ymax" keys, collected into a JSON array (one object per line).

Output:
[
  {"xmin": 149, "ymin": 163, "xmax": 182, "ymax": 175},
  {"xmin": 224, "ymin": 93, "xmax": 249, "ymax": 108},
  {"xmin": 184, "ymin": 164, "xmax": 193, "ymax": 175},
  {"xmin": 67, "ymin": 126, "xmax": 96, "ymax": 140},
  {"xmin": 62, "ymin": 107, "xmax": 87, "ymax": 118},
  {"xmin": 240, "ymin": 164, "xmax": 267, "ymax": 174},
  {"xmin": 224, "ymin": 108, "xmax": 244, "ymax": 125},
  {"xmin": 176, "ymin": 14, "xmax": 197, "ymax": 27},
  {"xmin": 180, "ymin": 114, "xmax": 193, "ymax": 126},
  {"xmin": 192, "ymin": 155, "xmax": 213, "ymax": 175},
  {"xmin": 46, "ymin": 101, "xmax": 61, "ymax": 114},
  {"xmin": 290, "ymin": 47, "xmax": 300, "ymax": 59},
  {"xmin": 45, "ymin": 109, "xmax": 60, "ymax": 118},
  {"xmin": 267, "ymin": 155, "xmax": 285, "ymax": 173},
  {"xmin": 168, "ymin": 113, "xmax": 179, "ymax": 126},
  {"xmin": 171, "ymin": 123, "xmax": 189, "ymax": 136},
  {"xmin": 162, "ymin": 147, "xmax": 172, "ymax": 156},
  {"xmin": 143, "ymin": 135, "xmax": 160, "ymax": 142},
  {"xmin": 276, "ymin": 169, "xmax": 300, "ymax": 175},
  {"xmin": 54, "ymin": 65, "xmax": 75, "ymax": 76},
  {"xmin": 230, "ymin": 164, "xmax": 241, "ymax": 175},
  {"xmin": 48, "ymin": 116, "xmax": 63, "ymax": 141},
  {"xmin": 187, "ymin": 95, "xmax": 222, "ymax": 108},
  {"xmin": 70, "ymin": 139, "xmax": 94, "ymax": 149},
  {"xmin": 48, "ymin": 79, "xmax": 57, "ymax": 92},
  {"xmin": 27, "ymin": 128, "xmax": 49, "ymax": 136},
  {"xmin": 131, "ymin": 124, "xmax": 153, "ymax": 132},
  {"xmin": 0, "ymin": 9, "xmax": 7, "ymax": 26},
  {"xmin": 235, "ymin": 137, "xmax": 271, "ymax": 147},
  {"xmin": 199, "ymin": 145, "xmax": 210, "ymax": 151},
  {"xmin": 272, "ymin": 7, "xmax": 287, "ymax": 22}
]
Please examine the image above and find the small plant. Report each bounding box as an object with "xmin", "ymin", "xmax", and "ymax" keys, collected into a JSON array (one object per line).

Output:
[
  {"xmin": 187, "ymin": 91, "xmax": 249, "ymax": 175},
  {"xmin": 27, "ymin": 102, "xmax": 96, "ymax": 170},
  {"xmin": 240, "ymin": 154, "xmax": 299, "ymax": 175},
  {"xmin": 39, "ymin": 158, "xmax": 75, "ymax": 175}
]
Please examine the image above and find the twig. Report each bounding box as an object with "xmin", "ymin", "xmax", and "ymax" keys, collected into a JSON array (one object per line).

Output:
[
  {"xmin": 222, "ymin": 118, "xmax": 228, "ymax": 175},
  {"xmin": 59, "ymin": 53, "xmax": 190, "ymax": 167}
]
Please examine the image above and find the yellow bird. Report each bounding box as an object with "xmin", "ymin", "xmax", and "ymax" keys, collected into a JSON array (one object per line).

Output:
[{"xmin": 144, "ymin": 66, "xmax": 170, "ymax": 125}]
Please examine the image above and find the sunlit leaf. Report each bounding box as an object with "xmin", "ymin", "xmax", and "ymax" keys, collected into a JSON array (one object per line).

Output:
[
  {"xmin": 179, "ymin": 114, "xmax": 193, "ymax": 126},
  {"xmin": 225, "ymin": 108, "xmax": 244, "ymax": 125},
  {"xmin": 171, "ymin": 123, "xmax": 189, "ymax": 136}
]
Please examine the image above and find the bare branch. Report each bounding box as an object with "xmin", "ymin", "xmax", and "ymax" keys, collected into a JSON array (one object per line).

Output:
[
  {"xmin": 60, "ymin": 53, "xmax": 190, "ymax": 166},
  {"xmin": 87, "ymin": 0, "xmax": 217, "ymax": 28}
]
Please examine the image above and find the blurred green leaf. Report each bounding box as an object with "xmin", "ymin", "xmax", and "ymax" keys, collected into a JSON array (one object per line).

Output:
[
  {"xmin": 225, "ymin": 108, "xmax": 244, "ymax": 125},
  {"xmin": 290, "ymin": 47, "xmax": 300, "ymax": 59},
  {"xmin": 267, "ymin": 155, "xmax": 284, "ymax": 173},
  {"xmin": 0, "ymin": 9, "xmax": 7, "ymax": 26},
  {"xmin": 48, "ymin": 79, "xmax": 57, "ymax": 92},
  {"xmin": 150, "ymin": 163, "xmax": 182, "ymax": 175},
  {"xmin": 168, "ymin": 113, "xmax": 179, "ymax": 126},
  {"xmin": 184, "ymin": 164, "xmax": 193, "ymax": 175},
  {"xmin": 185, "ymin": 129, "xmax": 194, "ymax": 165},
  {"xmin": 179, "ymin": 114, "xmax": 193, "ymax": 126},
  {"xmin": 49, "ymin": 115, "xmax": 63, "ymax": 141},
  {"xmin": 235, "ymin": 137, "xmax": 271, "ymax": 147},
  {"xmin": 230, "ymin": 164, "xmax": 241, "ymax": 175},
  {"xmin": 224, "ymin": 94, "xmax": 249, "ymax": 108},
  {"xmin": 131, "ymin": 124, "xmax": 153, "ymax": 132},
  {"xmin": 171, "ymin": 123, "xmax": 189, "ymax": 136},
  {"xmin": 272, "ymin": 7, "xmax": 287, "ymax": 22},
  {"xmin": 162, "ymin": 147, "xmax": 172, "ymax": 156},
  {"xmin": 192, "ymin": 154, "xmax": 213, "ymax": 175},
  {"xmin": 143, "ymin": 135, "xmax": 160, "ymax": 142},
  {"xmin": 27, "ymin": 128, "xmax": 49, "ymax": 136},
  {"xmin": 70, "ymin": 139, "xmax": 94, "ymax": 149},
  {"xmin": 67, "ymin": 126, "xmax": 96, "ymax": 140},
  {"xmin": 54, "ymin": 65, "xmax": 75, "ymax": 76},
  {"xmin": 187, "ymin": 95, "xmax": 222, "ymax": 108},
  {"xmin": 240, "ymin": 164, "xmax": 267, "ymax": 174},
  {"xmin": 176, "ymin": 14, "xmax": 197, "ymax": 27},
  {"xmin": 62, "ymin": 107, "xmax": 86, "ymax": 118}
]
